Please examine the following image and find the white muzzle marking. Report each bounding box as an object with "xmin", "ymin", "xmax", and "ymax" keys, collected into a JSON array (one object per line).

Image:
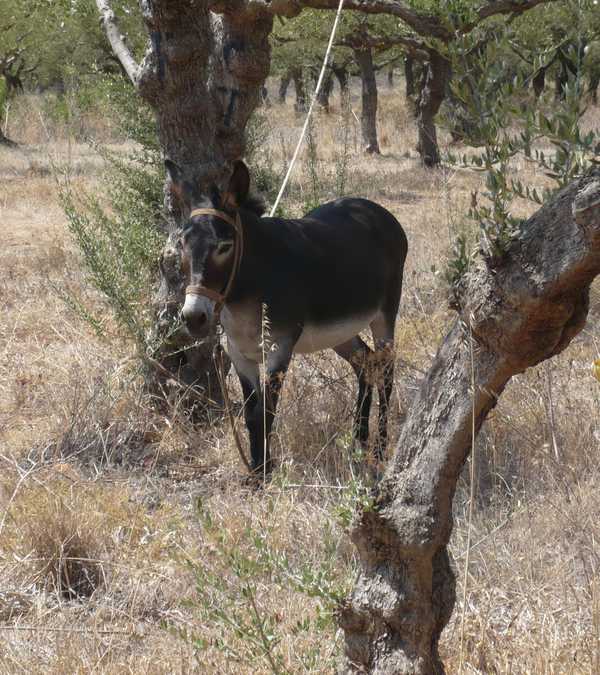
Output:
[{"xmin": 182, "ymin": 293, "xmax": 213, "ymax": 320}]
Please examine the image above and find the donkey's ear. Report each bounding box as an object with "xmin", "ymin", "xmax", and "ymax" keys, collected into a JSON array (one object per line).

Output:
[
  {"xmin": 164, "ymin": 159, "xmax": 186, "ymax": 203},
  {"xmin": 223, "ymin": 160, "xmax": 250, "ymax": 208}
]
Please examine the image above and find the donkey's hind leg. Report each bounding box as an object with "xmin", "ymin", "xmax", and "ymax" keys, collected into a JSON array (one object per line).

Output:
[
  {"xmin": 334, "ymin": 336, "xmax": 373, "ymax": 450},
  {"xmin": 370, "ymin": 312, "xmax": 396, "ymax": 462}
]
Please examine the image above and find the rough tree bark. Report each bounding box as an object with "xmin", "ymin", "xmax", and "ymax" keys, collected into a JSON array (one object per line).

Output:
[
  {"xmin": 338, "ymin": 171, "xmax": 600, "ymax": 673},
  {"xmin": 97, "ymin": 0, "xmax": 272, "ymax": 405},
  {"xmin": 415, "ymin": 50, "xmax": 450, "ymax": 167},
  {"xmin": 354, "ymin": 45, "xmax": 380, "ymax": 154}
]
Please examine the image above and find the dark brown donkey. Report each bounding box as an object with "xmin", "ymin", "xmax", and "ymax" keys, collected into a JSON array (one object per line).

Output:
[{"xmin": 166, "ymin": 160, "xmax": 408, "ymax": 476}]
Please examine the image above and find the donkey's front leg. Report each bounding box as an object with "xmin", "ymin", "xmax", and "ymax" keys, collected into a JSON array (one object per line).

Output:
[
  {"xmin": 227, "ymin": 340, "xmax": 266, "ymax": 474},
  {"xmin": 256, "ymin": 337, "xmax": 296, "ymax": 476},
  {"xmin": 229, "ymin": 337, "xmax": 295, "ymax": 477}
]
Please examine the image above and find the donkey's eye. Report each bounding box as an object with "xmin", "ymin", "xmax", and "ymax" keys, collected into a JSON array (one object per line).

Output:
[{"xmin": 216, "ymin": 241, "xmax": 233, "ymax": 256}]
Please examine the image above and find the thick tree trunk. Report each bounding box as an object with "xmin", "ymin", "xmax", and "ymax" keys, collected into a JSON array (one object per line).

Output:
[
  {"xmin": 404, "ymin": 55, "xmax": 415, "ymax": 97},
  {"xmin": 416, "ymin": 50, "xmax": 450, "ymax": 167},
  {"xmin": 98, "ymin": 0, "xmax": 272, "ymax": 406},
  {"xmin": 354, "ymin": 46, "xmax": 380, "ymax": 154},
  {"xmin": 339, "ymin": 172, "xmax": 600, "ymax": 673}
]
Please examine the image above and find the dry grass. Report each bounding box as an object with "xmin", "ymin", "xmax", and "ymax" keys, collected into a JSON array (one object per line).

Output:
[{"xmin": 0, "ymin": 80, "xmax": 599, "ymax": 673}]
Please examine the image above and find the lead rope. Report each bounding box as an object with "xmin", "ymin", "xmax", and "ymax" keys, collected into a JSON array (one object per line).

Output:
[
  {"xmin": 269, "ymin": 0, "xmax": 346, "ymax": 217},
  {"xmin": 214, "ymin": 343, "xmax": 253, "ymax": 474}
]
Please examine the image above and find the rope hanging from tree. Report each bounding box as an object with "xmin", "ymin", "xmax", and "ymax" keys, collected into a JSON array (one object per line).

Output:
[{"xmin": 269, "ymin": 0, "xmax": 346, "ymax": 217}]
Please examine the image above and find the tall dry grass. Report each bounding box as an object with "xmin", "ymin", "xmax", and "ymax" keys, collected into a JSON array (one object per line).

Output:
[{"xmin": 0, "ymin": 79, "xmax": 599, "ymax": 672}]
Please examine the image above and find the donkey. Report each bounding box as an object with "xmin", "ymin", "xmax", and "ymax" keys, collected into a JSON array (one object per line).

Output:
[{"xmin": 166, "ymin": 159, "xmax": 408, "ymax": 476}]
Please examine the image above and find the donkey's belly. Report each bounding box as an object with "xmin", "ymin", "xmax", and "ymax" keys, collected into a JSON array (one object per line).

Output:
[
  {"xmin": 222, "ymin": 301, "xmax": 376, "ymax": 360},
  {"xmin": 294, "ymin": 313, "xmax": 375, "ymax": 354}
]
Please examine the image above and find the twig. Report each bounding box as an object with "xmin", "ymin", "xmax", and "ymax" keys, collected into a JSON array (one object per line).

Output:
[
  {"xmin": 214, "ymin": 345, "xmax": 252, "ymax": 474},
  {"xmin": 0, "ymin": 626, "xmax": 132, "ymax": 635}
]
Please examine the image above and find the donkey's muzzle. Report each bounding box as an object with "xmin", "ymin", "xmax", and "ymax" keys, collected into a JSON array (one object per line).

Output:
[
  {"xmin": 182, "ymin": 293, "xmax": 212, "ymax": 338},
  {"xmin": 182, "ymin": 310, "xmax": 208, "ymax": 336}
]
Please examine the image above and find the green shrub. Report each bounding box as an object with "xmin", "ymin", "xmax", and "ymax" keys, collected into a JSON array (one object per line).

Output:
[{"xmin": 60, "ymin": 75, "xmax": 164, "ymax": 356}]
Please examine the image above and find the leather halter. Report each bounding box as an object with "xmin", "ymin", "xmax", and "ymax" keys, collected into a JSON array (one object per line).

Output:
[{"xmin": 184, "ymin": 208, "xmax": 244, "ymax": 323}]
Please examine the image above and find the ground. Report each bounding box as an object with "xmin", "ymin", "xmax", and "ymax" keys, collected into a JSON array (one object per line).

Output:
[{"xmin": 0, "ymin": 81, "xmax": 599, "ymax": 673}]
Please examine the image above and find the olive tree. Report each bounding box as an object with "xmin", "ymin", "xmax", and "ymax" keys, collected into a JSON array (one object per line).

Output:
[{"xmin": 339, "ymin": 171, "xmax": 600, "ymax": 672}]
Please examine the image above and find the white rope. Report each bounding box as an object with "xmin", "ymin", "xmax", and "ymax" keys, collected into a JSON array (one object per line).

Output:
[{"xmin": 269, "ymin": 0, "xmax": 346, "ymax": 217}]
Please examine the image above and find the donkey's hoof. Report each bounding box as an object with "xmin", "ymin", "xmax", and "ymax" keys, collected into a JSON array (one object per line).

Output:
[{"xmin": 243, "ymin": 462, "xmax": 274, "ymax": 487}]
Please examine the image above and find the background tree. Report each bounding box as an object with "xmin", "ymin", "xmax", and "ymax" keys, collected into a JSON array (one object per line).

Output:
[{"xmin": 336, "ymin": 15, "xmax": 405, "ymax": 154}]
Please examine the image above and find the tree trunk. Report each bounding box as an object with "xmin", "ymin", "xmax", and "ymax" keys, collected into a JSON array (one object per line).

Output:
[
  {"xmin": 332, "ymin": 62, "xmax": 349, "ymax": 99},
  {"xmin": 354, "ymin": 46, "xmax": 380, "ymax": 154},
  {"xmin": 339, "ymin": 172, "xmax": 600, "ymax": 673},
  {"xmin": 290, "ymin": 65, "xmax": 307, "ymax": 112},
  {"xmin": 98, "ymin": 0, "xmax": 272, "ymax": 406},
  {"xmin": 316, "ymin": 68, "xmax": 334, "ymax": 112},
  {"xmin": 416, "ymin": 50, "xmax": 450, "ymax": 167},
  {"xmin": 532, "ymin": 65, "xmax": 547, "ymax": 98},
  {"xmin": 404, "ymin": 55, "xmax": 415, "ymax": 97},
  {"xmin": 387, "ymin": 65, "xmax": 394, "ymax": 88},
  {"xmin": 278, "ymin": 73, "xmax": 291, "ymax": 103}
]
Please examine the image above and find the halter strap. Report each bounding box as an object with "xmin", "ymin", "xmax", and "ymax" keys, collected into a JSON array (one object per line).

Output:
[
  {"xmin": 189, "ymin": 208, "xmax": 239, "ymax": 231},
  {"xmin": 184, "ymin": 208, "xmax": 244, "ymax": 323}
]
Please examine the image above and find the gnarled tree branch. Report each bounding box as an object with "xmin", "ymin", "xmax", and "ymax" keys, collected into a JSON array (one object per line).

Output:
[
  {"xmin": 250, "ymin": 0, "xmax": 558, "ymax": 41},
  {"xmin": 340, "ymin": 171, "xmax": 600, "ymax": 673},
  {"xmin": 476, "ymin": 0, "xmax": 557, "ymax": 24}
]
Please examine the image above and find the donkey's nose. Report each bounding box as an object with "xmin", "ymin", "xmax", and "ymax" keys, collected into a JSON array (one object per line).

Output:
[{"xmin": 182, "ymin": 310, "xmax": 208, "ymax": 336}]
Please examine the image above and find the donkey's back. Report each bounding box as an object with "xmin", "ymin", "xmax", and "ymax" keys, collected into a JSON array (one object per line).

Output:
[{"xmin": 257, "ymin": 197, "xmax": 408, "ymax": 339}]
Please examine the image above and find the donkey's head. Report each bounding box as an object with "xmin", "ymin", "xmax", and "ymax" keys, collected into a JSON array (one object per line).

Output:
[{"xmin": 166, "ymin": 160, "xmax": 256, "ymax": 337}]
